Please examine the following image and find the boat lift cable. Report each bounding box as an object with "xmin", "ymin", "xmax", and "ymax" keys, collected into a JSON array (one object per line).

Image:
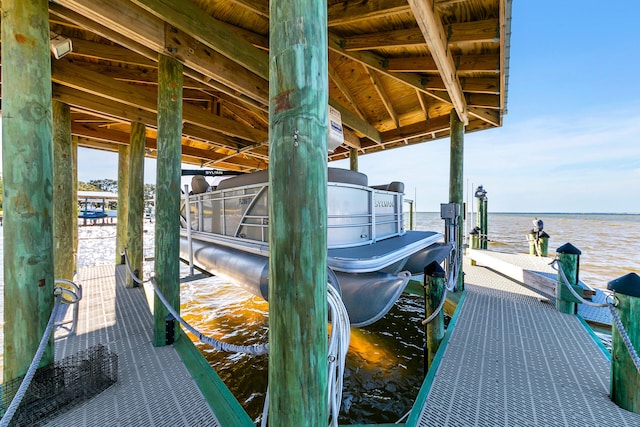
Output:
[
  {"xmin": 261, "ymin": 270, "xmax": 350, "ymax": 427},
  {"xmin": 121, "ymin": 247, "xmax": 269, "ymax": 355},
  {"xmin": 122, "ymin": 246, "xmax": 351, "ymax": 421},
  {"xmin": 0, "ymin": 284, "xmax": 81, "ymax": 427},
  {"xmin": 552, "ymin": 258, "xmax": 640, "ymax": 373}
]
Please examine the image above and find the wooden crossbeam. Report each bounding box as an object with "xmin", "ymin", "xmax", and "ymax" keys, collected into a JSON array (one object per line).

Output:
[{"xmin": 408, "ymin": 0, "xmax": 468, "ymax": 124}]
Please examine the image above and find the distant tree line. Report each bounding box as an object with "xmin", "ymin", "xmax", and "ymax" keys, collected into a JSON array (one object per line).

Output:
[{"xmin": 0, "ymin": 176, "xmax": 156, "ymax": 211}]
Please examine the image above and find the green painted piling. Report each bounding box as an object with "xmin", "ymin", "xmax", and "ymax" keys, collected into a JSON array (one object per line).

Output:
[
  {"xmin": 268, "ymin": 0, "xmax": 329, "ymax": 425},
  {"xmin": 449, "ymin": 110, "xmax": 465, "ymax": 290},
  {"xmin": 556, "ymin": 243, "xmax": 581, "ymax": 314},
  {"xmin": 424, "ymin": 262, "xmax": 446, "ymax": 370},
  {"xmin": 153, "ymin": 55, "xmax": 183, "ymax": 347},
  {"xmin": 125, "ymin": 121, "xmax": 146, "ymax": 288},
  {"xmin": 477, "ymin": 196, "xmax": 488, "ymax": 250},
  {"xmin": 53, "ymin": 100, "xmax": 75, "ymax": 281},
  {"xmin": 72, "ymin": 136, "xmax": 78, "ymax": 272},
  {"xmin": 608, "ymin": 273, "xmax": 640, "ymax": 413},
  {"xmin": 2, "ymin": 0, "xmax": 55, "ymax": 383},
  {"xmin": 350, "ymin": 146, "xmax": 359, "ymax": 171},
  {"xmin": 408, "ymin": 200, "xmax": 414, "ymax": 231},
  {"xmin": 116, "ymin": 144, "xmax": 130, "ymax": 264}
]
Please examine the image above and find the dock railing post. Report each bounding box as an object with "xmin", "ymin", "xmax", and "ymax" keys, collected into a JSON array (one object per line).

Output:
[
  {"xmin": 424, "ymin": 262, "xmax": 446, "ymax": 371},
  {"xmin": 555, "ymin": 243, "xmax": 582, "ymax": 314},
  {"xmin": 607, "ymin": 272, "xmax": 640, "ymax": 413}
]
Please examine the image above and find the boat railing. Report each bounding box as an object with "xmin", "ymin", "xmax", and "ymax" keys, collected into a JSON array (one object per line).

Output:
[{"xmin": 182, "ymin": 179, "xmax": 405, "ymax": 249}]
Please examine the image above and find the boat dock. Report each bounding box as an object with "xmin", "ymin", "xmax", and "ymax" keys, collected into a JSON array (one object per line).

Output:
[
  {"xmin": 3, "ymin": 252, "xmax": 636, "ymax": 426},
  {"xmin": 44, "ymin": 264, "xmax": 222, "ymax": 427}
]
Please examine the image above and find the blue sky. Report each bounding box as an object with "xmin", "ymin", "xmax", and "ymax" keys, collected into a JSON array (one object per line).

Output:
[{"xmin": 7, "ymin": 0, "xmax": 639, "ymax": 213}]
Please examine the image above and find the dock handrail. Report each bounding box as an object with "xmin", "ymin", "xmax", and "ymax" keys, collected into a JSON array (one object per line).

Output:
[
  {"xmin": 0, "ymin": 282, "xmax": 81, "ymax": 427},
  {"xmin": 552, "ymin": 258, "xmax": 640, "ymax": 374}
]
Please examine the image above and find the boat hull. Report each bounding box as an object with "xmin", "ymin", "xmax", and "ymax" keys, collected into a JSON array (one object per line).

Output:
[{"xmin": 180, "ymin": 231, "xmax": 451, "ymax": 327}]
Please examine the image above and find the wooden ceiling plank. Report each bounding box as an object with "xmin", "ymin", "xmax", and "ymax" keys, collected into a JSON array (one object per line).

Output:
[
  {"xmin": 380, "ymin": 115, "xmax": 450, "ymax": 144},
  {"xmin": 343, "ymin": 19, "xmax": 499, "ymax": 51},
  {"xmin": 342, "ymin": 127, "xmax": 362, "ymax": 150},
  {"xmin": 328, "ymin": 0, "xmax": 411, "ymax": 27},
  {"xmin": 69, "ymin": 37, "xmax": 156, "ymax": 67},
  {"xmin": 467, "ymin": 94, "xmax": 500, "ymax": 109},
  {"xmin": 55, "ymin": 0, "xmax": 164, "ymax": 51},
  {"xmin": 468, "ymin": 107, "xmax": 500, "ymax": 126},
  {"xmin": 54, "ymin": 0, "xmax": 269, "ymax": 107},
  {"xmin": 329, "ymin": 100, "xmax": 381, "ymax": 144},
  {"xmin": 407, "ymin": 0, "xmax": 468, "ymax": 124},
  {"xmin": 165, "ymin": 26, "xmax": 269, "ymax": 105},
  {"xmin": 387, "ymin": 54, "xmax": 499, "ymax": 73},
  {"xmin": 52, "ymin": 60, "xmax": 267, "ymax": 143},
  {"xmin": 328, "ymin": 64, "xmax": 367, "ymax": 121},
  {"xmin": 328, "ymin": 32, "xmax": 452, "ymax": 106},
  {"xmin": 365, "ymin": 67, "xmax": 400, "ymax": 129},
  {"xmin": 130, "ymin": 0, "xmax": 269, "ymax": 79},
  {"xmin": 228, "ymin": 0, "xmax": 269, "ymax": 19}
]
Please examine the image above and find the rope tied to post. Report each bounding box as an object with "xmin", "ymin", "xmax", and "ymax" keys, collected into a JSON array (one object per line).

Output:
[
  {"xmin": 552, "ymin": 258, "xmax": 640, "ymax": 373},
  {"xmin": 0, "ymin": 281, "xmax": 82, "ymax": 427}
]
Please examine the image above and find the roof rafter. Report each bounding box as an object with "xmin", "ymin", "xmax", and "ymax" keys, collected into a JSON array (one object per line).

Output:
[{"xmin": 407, "ymin": 0, "xmax": 468, "ymax": 124}]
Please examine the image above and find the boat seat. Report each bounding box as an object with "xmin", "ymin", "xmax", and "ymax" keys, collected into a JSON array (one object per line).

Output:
[
  {"xmin": 371, "ymin": 181, "xmax": 404, "ymax": 193},
  {"xmin": 217, "ymin": 167, "xmax": 368, "ymax": 190},
  {"xmin": 191, "ymin": 175, "xmax": 210, "ymax": 194}
]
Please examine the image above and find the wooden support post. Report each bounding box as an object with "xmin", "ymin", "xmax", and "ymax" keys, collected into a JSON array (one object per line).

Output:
[
  {"xmin": 116, "ymin": 144, "xmax": 130, "ymax": 264},
  {"xmin": 126, "ymin": 122, "xmax": 146, "ymax": 288},
  {"xmin": 424, "ymin": 262, "xmax": 445, "ymax": 371},
  {"xmin": 2, "ymin": 0, "xmax": 55, "ymax": 383},
  {"xmin": 153, "ymin": 54, "xmax": 183, "ymax": 347},
  {"xmin": 608, "ymin": 273, "xmax": 640, "ymax": 413},
  {"xmin": 449, "ymin": 110, "xmax": 465, "ymax": 290},
  {"xmin": 408, "ymin": 200, "xmax": 414, "ymax": 231},
  {"xmin": 555, "ymin": 243, "xmax": 581, "ymax": 314},
  {"xmin": 53, "ymin": 101, "xmax": 75, "ymax": 281},
  {"xmin": 72, "ymin": 136, "xmax": 78, "ymax": 273},
  {"xmin": 480, "ymin": 198, "xmax": 488, "ymax": 249},
  {"xmin": 349, "ymin": 146, "xmax": 359, "ymax": 171},
  {"xmin": 268, "ymin": 0, "xmax": 329, "ymax": 424}
]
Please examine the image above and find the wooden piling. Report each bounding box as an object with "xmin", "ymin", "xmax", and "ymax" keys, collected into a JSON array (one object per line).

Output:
[
  {"xmin": 449, "ymin": 110, "xmax": 465, "ymax": 290},
  {"xmin": 478, "ymin": 197, "xmax": 488, "ymax": 250},
  {"xmin": 424, "ymin": 262, "xmax": 446, "ymax": 370},
  {"xmin": 268, "ymin": 0, "xmax": 329, "ymax": 424},
  {"xmin": 608, "ymin": 273, "xmax": 640, "ymax": 413},
  {"xmin": 72, "ymin": 136, "xmax": 79, "ymax": 272},
  {"xmin": 2, "ymin": 0, "xmax": 55, "ymax": 382},
  {"xmin": 555, "ymin": 243, "xmax": 581, "ymax": 314},
  {"xmin": 125, "ymin": 121, "xmax": 146, "ymax": 288},
  {"xmin": 153, "ymin": 54, "xmax": 183, "ymax": 347},
  {"xmin": 350, "ymin": 146, "xmax": 359, "ymax": 171},
  {"xmin": 116, "ymin": 144, "xmax": 130, "ymax": 264},
  {"xmin": 53, "ymin": 101, "xmax": 75, "ymax": 281}
]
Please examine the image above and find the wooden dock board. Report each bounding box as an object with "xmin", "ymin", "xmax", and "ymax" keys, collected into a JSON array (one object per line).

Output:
[
  {"xmin": 466, "ymin": 249, "xmax": 612, "ymax": 326},
  {"xmin": 44, "ymin": 264, "xmax": 223, "ymax": 426},
  {"xmin": 409, "ymin": 263, "xmax": 640, "ymax": 426}
]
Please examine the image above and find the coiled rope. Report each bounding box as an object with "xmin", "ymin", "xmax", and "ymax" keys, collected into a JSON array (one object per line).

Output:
[
  {"xmin": 261, "ymin": 270, "xmax": 350, "ymax": 427},
  {"xmin": 552, "ymin": 258, "xmax": 640, "ymax": 373},
  {"xmin": 0, "ymin": 284, "xmax": 81, "ymax": 427}
]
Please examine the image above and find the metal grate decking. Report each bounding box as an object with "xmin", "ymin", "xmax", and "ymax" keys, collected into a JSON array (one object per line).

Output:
[
  {"xmin": 45, "ymin": 264, "xmax": 220, "ymax": 427},
  {"xmin": 414, "ymin": 263, "xmax": 640, "ymax": 426}
]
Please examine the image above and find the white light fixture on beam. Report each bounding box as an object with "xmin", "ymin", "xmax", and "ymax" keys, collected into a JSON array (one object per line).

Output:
[{"xmin": 49, "ymin": 32, "xmax": 72, "ymax": 59}]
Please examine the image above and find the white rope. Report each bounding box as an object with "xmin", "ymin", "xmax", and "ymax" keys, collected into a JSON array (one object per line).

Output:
[
  {"xmin": 609, "ymin": 304, "xmax": 640, "ymax": 373},
  {"xmin": 261, "ymin": 271, "xmax": 350, "ymax": 427},
  {"xmin": 422, "ymin": 248, "xmax": 458, "ymax": 325},
  {"xmin": 148, "ymin": 276, "xmax": 269, "ymax": 355},
  {"xmin": 0, "ymin": 286, "xmax": 74, "ymax": 427},
  {"xmin": 550, "ymin": 258, "xmax": 608, "ymax": 308}
]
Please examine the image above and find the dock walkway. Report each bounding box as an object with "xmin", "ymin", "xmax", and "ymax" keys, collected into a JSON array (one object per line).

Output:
[
  {"xmin": 46, "ymin": 264, "xmax": 220, "ymax": 427},
  {"xmin": 411, "ymin": 262, "xmax": 640, "ymax": 426}
]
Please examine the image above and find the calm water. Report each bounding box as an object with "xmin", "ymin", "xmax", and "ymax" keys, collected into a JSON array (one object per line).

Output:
[{"xmin": 1, "ymin": 213, "xmax": 638, "ymax": 424}]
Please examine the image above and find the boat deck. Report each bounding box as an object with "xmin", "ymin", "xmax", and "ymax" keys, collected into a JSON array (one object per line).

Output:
[
  {"xmin": 45, "ymin": 264, "xmax": 220, "ymax": 427},
  {"xmin": 409, "ymin": 261, "xmax": 640, "ymax": 426}
]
